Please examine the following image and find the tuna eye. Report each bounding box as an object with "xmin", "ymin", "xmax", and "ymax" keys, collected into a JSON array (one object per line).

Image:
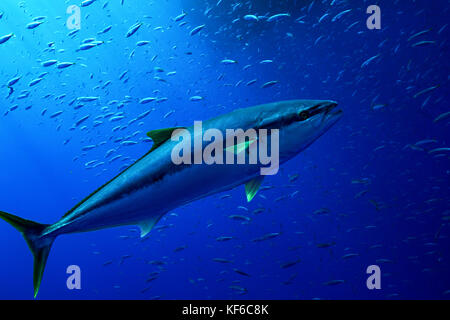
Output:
[{"xmin": 299, "ymin": 111, "xmax": 309, "ymax": 121}]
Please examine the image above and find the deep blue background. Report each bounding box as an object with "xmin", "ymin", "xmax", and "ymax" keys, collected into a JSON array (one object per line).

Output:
[{"xmin": 0, "ymin": 0, "xmax": 449, "ymax": 299}]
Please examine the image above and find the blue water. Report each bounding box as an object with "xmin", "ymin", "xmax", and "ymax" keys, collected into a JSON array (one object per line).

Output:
[{"xmin": 0, "ymin": 0, "xmax": 449, "ymax": 300}]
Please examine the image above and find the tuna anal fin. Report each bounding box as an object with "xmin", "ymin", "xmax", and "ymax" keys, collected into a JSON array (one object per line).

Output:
[
  {"xmin": 245, "ymin": 176, "xmax": 264, "ymax": 202},
  {"xmin": 138, "ymin": 215, "xmax": 164, "ymax": 238}
]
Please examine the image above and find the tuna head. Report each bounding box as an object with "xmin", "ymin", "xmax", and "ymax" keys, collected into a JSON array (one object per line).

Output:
[{"xmin": 251, "ymin": 99, "xmax": 343, "ymax": 164}]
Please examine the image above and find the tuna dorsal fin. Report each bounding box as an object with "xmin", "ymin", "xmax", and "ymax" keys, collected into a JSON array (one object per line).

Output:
[
  {"xmin": 138, "ymin": 214, "xmax": 164, "ymax": 238},
  {"xmin": 245, "ymin": 176, "xmax": 264, "ymax": 202},
  {"xmin": 147, "ymin": 127, "xmax": 185, "ymax": 152}
]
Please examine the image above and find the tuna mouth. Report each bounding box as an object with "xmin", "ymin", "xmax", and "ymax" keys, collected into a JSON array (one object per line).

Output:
[
  {"xmin": 317, "ymin": 101, "xmax": 341, "ymax": 120},
  {"xmin": 310, "ymin": 101, "xmax": 342, "ymax": 126},
  {"xmin": 308, "ymin": 101, "xmax": 340, "ymax": 117},
  {"xmin": 296, "ymin": 101, "xmax": 342, "ymax": 123},
  {"xmin": 320, "ymin": 101, "xmax": 340, "ymax": 115},
  {"xmin": 321, "ymin": 101, "xmax": 343, "ymax": 126}
]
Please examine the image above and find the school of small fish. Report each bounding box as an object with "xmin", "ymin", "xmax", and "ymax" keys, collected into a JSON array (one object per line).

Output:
[{"xmin": 0, "ymin": 0, "xmax": 448, "ymax": 299}]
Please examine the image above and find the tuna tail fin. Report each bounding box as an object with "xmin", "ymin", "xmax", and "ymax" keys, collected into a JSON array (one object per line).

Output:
[{"xmin": 0, "ymin": 210, "xmax": 55, "ymax": 298}]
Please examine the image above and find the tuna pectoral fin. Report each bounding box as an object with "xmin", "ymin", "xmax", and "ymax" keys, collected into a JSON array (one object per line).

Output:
[
  {"xmin": 245, "ymin": 176, "xmax": 264, "ymax": 202},
  {"xmin": 0, "ymin": 210, "xmax": 54, "ymax": 298},
  {"xmin": 138, "ymin": 214, "xmax": 165, "ymax": 238},
  {"xmin": 225, "ymin": 138, "xmax": 257, "ymax": 155}
]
